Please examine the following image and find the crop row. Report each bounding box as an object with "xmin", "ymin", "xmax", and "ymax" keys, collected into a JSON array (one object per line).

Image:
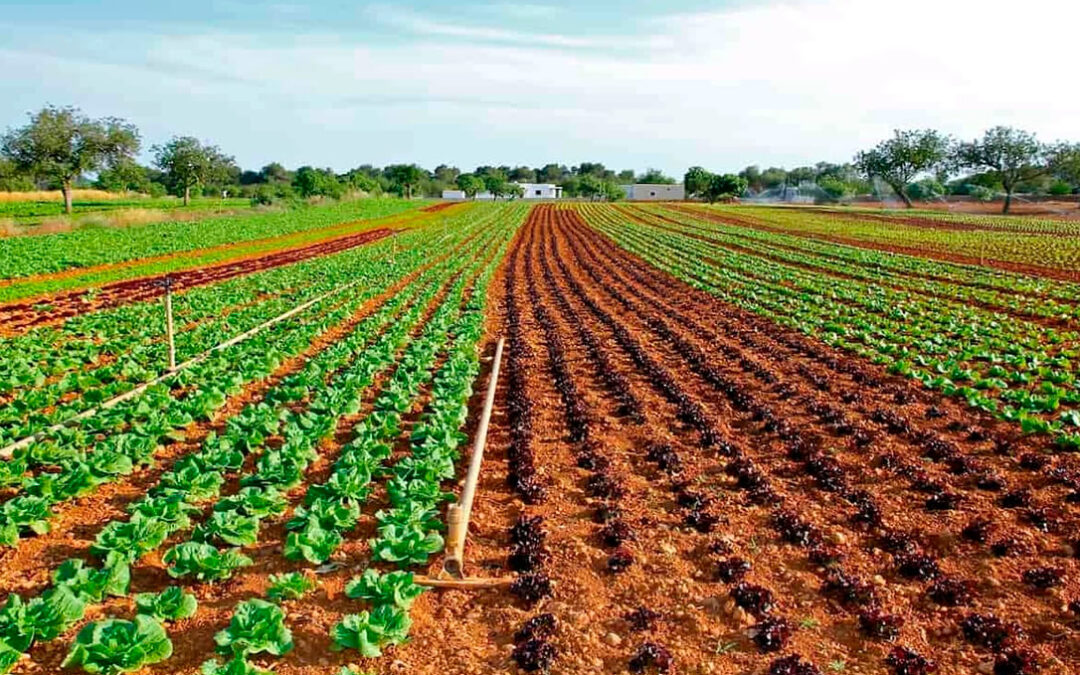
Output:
[
  {"xmin": 699, "ymin": 204, "xmax": 1080, "ymax": 274},
  {"xmin": 641, "ymin": 204, "xmax": 1080, "ymax": 323}
]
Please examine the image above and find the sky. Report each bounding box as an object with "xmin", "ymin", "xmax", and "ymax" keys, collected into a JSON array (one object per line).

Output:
[{"xmin": 2, "ymin": 0, "xmax": 1078, "ymax": 177}]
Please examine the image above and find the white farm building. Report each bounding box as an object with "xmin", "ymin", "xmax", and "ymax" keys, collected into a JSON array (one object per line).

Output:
[
  {"xmin": 471, "ymin": 183, "xmax": 564, "ymax": 200},
  {"xmin": 517, "ymin": 183, "xmax": 563, "ymax": 199},
  {"xmin": 620, "ymin": 183, "xmax": 686, "ymax": 201}
]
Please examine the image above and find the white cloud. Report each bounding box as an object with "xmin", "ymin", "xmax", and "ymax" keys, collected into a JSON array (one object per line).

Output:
[{"xmin": 2, "ymin": 0, "xmax": 1078, "ymax": 174}]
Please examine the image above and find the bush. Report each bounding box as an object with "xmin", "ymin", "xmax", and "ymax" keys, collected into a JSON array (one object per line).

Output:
[
  {"xmin": 966, "ymin": 185, "xmax": 996, "ymax": 202},
  {"xmin": 1049, "ymin": 180, "xmax": 1072, "ymax": 196},
  {"xmin": 816, "ymin": 176, "xmax": 855, "ymax": 203},
  {"xmin": 907, "ymin": 178, "xmax": 945, "ymax": 201}
]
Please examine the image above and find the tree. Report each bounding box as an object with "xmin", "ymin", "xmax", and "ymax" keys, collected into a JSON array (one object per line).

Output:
[
  {"xmin": 505, "ymin": 182, "xmax": 526, "ymax": 200},
  {"xmin": 536, "ymin": 164, "xmax": 569, "ymax": 183},
  {"xmin": 152, "ymin": 136, "xmax": 234, "ymax": 205},
  {"xmin": 953, "ymin": 126, "xmax": 1047, "ymax": 213},
  {"xmin": 577, "ymin": 174, "xmax": 603, "ymax": 200},
  {"xmin": 616, "ymin": 169, "xmax": 636, "ymax": 183},
  {"xmin": 702, "ymin": 173, "xmax": 748, "ymax": 203},
  {"xmin": 684, "ymin": 166, "xmax": 712, "ymax": 199},
  {"xmin": 1048, "ymin": 142, "xmax": 1080, "ymax": 207},
  {"xmin": 292, "ymin": 166, "xmax": 343, "ymax": 199},
  {"xmin": 1, "ymin": 105, "xmax": 139, "ymax": 213},
  {"xmin": 94, "ymin": 160, "xmax": 152, "ymax": 193},
  {"xmin": 759, "ymin": 167, "xmax": 789, "ymax": 191},
  {"xmin": 384, "ymin": 164, "xmax": 425, "ymax": 199},
  {"xmin": 508, "ymin": 166, "xmax": 536, "ymax": 182},
  {"xmin": 259, "ymin": 162, "xmax": 291, "ymax": 184},
  {"xmin": 739, "ymin": 165, "xmax": 763, "ymax": 192},
  {"xmin": 638, "ymin": 168, "xmax": 676, "ymax": 185},
  {"xmin": 853, "ymin": 129, "xmax": 950, "ymax": 208},
  {"xmin": 433, "ymin": 164, "xmax": 461, "ymax": 184},
  {"xmin": 483, "ymin": 174, "xmax": 508, "ymax": 200},
  {"xmin": 600, "ymin": 180, "xmax": 624, "ymax": 202},
  {"xmin": 0, "ymin": 156, "xmax": 34, "ymax": 191},
  {"xmin": 456, "ymin": 173, "xmax": 484, "ymax": 199}
]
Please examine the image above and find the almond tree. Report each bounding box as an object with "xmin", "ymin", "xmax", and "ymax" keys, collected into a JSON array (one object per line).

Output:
[
  {"xmin": 152, "ymin": 136, "xmax": 235, "ymax": 206},
  {"xmin": 1, "ymin": 105, "xmax": 139, "ymax": 214},
  {"xmin": 854, "ymin": 129, "xmax": 950, "ymax": 208},
  {"xmin": 953, "ymin": 126, "xmax": 1047, "ymax": 214}
]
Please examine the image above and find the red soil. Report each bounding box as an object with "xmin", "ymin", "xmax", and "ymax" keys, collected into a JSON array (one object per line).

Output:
[
  {"xmin": 421, "ymin": 202, "xmax": 464, "ymax": 213},
  {"xmin": 389, "ymin": 204, "xmax": 1076, "ymax": 674},
  {"xmin": 0, "ymin": 228, "xmax": 396, "ymax": 334}
]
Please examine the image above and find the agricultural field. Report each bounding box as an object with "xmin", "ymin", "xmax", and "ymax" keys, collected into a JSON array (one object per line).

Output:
[
  {"xmin": 0, "ymin": 199, "xmax": 1076, "ymax": 675},
  {"xmin": 0, "ymin": 191, "xmax": 251, "ymax": 224}
]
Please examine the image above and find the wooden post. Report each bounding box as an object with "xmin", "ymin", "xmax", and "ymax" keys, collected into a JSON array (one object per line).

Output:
[
  {"xmin": 443, "ymin": 337, "xmax": 505, "ymax": 577},
  {"xmin": 163, "ymin": 276, "xmax": 176, "ymax": 372}
]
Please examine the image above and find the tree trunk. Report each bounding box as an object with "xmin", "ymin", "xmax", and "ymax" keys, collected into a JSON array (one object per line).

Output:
[
  {"xmin": 1002, "ymin": 191, "xmax": 1012, "ymax": 214},
  {"xmin": 62, "ymin": 182, "xmax": 73, "ymax": 215},
  {"xmin": 183, "ymin": 185, "xmax": 191, "ymax": 207},
  {"xmin": 895, "ymin": 185, "xmax": 914, "ymax": 208}
]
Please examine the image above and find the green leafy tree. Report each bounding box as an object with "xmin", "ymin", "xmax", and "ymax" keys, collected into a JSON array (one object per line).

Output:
[
  {"xmin": 854, "ymin": 129, "xmax": 950, "ymax": 208},
  {"xmin": 702, "ymin": 173, "xmax": 748, "ymax": 203},
  {"xmin": 739, "ymin": 165, "xmax": 763, "ymax": 192},
  {"xmin": 638, "ymin": 168, "xmax": 676, "ymax": 184},
  {"xmin": 577, "ymin": 174, "xmax": 603, "ymax": 200},
  {"xmin": 684, "ymin": 166, "xmax": 712, "ymax": 199},
  {"xmin": 536, "ymin": 163, "xmax": 568, "ymax": 183},
  {"xmin": 455, "ymin": 173, "xmax": 484, "ymax": 199},
  {"xmin": 384, "ymin": 164, "xmax": 425, "ymax": 199},
  {"xmin": 292, "ymin": 166, "xmax": 343, "ymax": 199},
  {"xmin": 1, "ymin": 105, "xmax": 139, "ymax": 213},
  {"xmin": 259, "ymin": 162, "xmax": 291, "ymax": 184},
  {"xmin": 505, "ymin": 182, "xmax": 526, "ymax": 200},
  {"xmin": 953, "ymin": 126, "xmax": 1047, "ymax": 213},
  {"xmin": 600, "ymin": 180, "xmax": 624, "ymax": 201},
  {"xmin": 152, "ymin": 136, "xmax": 235, "ymax": 206},
  {"xmin": 507, "ymin": 166, "xmax": 536, "ymax": 182},
  {"xmin": 483, "ymin": 174, "xmax": 508, "ymax": 200},
  {"xmin": 93, "ymin": 160, "xmax": 152, "ymax": 193},
  {"xmin": 0, "ymin": 156, "xmax": 34, "ymax": 191},
  {"xmin": 1048, "ymin": 142, "xmax": 1080, "ymax": 207}
]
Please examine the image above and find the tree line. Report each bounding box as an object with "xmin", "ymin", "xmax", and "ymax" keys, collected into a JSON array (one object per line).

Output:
[
  {"xmin": 4, "ymin": 105, "xmax": 1077, "ymax": 215},
  {"xmin": 0, "ymin": 105, "xmax": 679, "ymax": 214},
  {"xmin": 703, "ymin": 127, "xmax": 1080, "ymax": 213}
]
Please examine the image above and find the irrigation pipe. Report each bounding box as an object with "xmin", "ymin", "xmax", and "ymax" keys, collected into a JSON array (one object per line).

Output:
[
  {"xmin": 0, "ymin": 280, "xmax": 359, "ymax": 460},
  {"xmin": 442, "ymin": 337, "xmax": 505, "ymax": 578}
]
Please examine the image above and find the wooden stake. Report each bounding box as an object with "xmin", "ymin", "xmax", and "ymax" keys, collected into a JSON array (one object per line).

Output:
[
  {"xmin": 163, "ymin": 277, "xmax": 176, "ymax": 372},
  {"xmin": 443, "ymin": 337, "xmax": 505, "ymax": 578},
  {"xmin": 413, "ymin": 575, "xmax": 513, "ymax": 590}
]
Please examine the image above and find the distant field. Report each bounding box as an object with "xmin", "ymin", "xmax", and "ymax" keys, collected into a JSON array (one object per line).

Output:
[
  {"xmin": 0, "ymin": 191, "xmax": 251, "ymax": 223},
  {"xmin": 682, "ymin": 203, "xmax": 1080, "ymax": 279},
  {"xmin": 0, "ymin": 198, "xmax": 428, "ymax": 284}
]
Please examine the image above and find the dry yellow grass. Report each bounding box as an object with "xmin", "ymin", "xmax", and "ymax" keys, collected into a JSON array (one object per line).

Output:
[{"xmin": 0, "ymin": 189, "xmax": 137, "ymax": 203}]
